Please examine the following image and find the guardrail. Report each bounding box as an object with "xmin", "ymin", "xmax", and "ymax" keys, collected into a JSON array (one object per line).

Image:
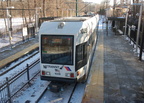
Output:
[
  {"xmin": 0, "ymin": 59, "xmax": 40, "ymax": 103},
  {"xmin": 125, "ymin": 25, "xmax": 144, "ymax": 60}
]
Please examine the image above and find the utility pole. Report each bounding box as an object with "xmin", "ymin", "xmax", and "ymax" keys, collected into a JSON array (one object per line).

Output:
[{"xmin": 76, "ymin": 0, "xmax": 78, "ymax": 16}]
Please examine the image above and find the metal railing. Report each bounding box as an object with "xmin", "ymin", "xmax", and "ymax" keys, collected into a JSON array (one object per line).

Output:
[
  {"xmin": 125, "ymin": 24, "xmax": 144, "ymax": 60},
  {"xmin": 0, "ymin": 59, "xmax": 40, "ymax": 103}
]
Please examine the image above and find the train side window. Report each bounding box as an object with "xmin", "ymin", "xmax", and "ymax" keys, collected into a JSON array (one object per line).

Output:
[
  {"xmin": 76, "ymin": 42, "xmax": 87, "ymax": 70},
  {"xmin": 76, "ymin": 45, "xmax": 83, "ymax": 62},
  {"xmin": 83, "ymin": 43, "xmax": 87, "ymax": 64}
]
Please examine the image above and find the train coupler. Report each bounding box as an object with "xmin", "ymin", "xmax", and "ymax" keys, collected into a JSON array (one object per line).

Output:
[{"xmin": 48, "ymin": 81, "xmax": 66, "ymax": 93}]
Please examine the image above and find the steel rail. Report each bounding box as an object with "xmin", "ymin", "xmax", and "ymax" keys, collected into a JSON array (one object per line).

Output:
[
  {"xmin": 35, "ymin": 84, "xmax": 49, "ymax": 103},
  {"xmin": 67, "ymin": 82, "xmax": 78, "ymax": 103}
]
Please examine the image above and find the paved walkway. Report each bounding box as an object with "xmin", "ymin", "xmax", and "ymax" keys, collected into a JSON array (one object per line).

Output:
[
  {"xmin": 82, "ymin": 19, "xmax": 144, "ymax": 103},
  {"xmin": 104, "ymin": 26, "xmax": 144, "ymax": 103}
]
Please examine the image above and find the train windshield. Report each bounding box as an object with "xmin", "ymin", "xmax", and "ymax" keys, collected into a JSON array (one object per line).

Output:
[{"xmin": 41, "ymin": 35, "xmax": 74, "ymax": 65}]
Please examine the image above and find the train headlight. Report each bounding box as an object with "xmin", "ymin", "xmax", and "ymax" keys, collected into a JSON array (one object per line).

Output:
[
  {"xmin": 65, "ymin": 73, "xmax": 74, "ymax": 78},
  {"xmin": 65, "ymin": 73, "xmax": 70, "ymax": 77},
  {"xmin": 46, "ymin": 71, "xmax": 51, "ymax": 75}
]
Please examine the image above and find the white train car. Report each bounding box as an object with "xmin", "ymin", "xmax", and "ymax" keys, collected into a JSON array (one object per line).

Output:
[{"xmin": 39, "ymin": 15, "xmax": 99, "ymax": 83}]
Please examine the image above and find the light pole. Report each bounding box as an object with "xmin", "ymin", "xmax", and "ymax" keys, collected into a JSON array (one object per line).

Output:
[{"xmin": 6, "ymin": 6, "xmax": 14, "ymax": 49}]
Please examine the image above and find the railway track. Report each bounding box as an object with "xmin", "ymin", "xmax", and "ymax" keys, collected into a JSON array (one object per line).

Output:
[
  {"xmin": 0, "ymin": 50, "xmax": 40, "ymax": 103},
  {"xmin": 0, "ymin": 50, "xmax": 39, "ymax": 76},
  {"xmin": 36, "ymin": 82, "xmax": 79, "ymax": 103}
]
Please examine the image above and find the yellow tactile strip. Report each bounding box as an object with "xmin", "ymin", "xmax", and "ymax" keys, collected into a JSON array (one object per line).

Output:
[
  {"xmin": 82, "ymin": 31, "xmax": 104, "ymax": 103},
  {"xmin": 0, "ymin": 43, "xmax": 38, "ymax": 68}
]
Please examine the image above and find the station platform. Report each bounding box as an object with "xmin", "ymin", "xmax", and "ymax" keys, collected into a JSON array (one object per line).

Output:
[
  {"xmin": 0, "ymin": 39, "xmax": 39, "ymax": 68},
  {"xmin": 82, "ymin": 19, "xmax": 144, "ymax": 103}
]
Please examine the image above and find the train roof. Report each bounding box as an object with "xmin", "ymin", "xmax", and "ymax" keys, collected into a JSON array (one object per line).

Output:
[
  {"xmin": 39, "ymin": 17, "xmax": 93, "ymax": 35},
  {"xmin": 52, "ymin": 17, "xmax": 90, "ymax": 22}
]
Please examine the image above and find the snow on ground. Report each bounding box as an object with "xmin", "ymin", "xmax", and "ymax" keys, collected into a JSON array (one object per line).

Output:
[
  {"xmin": 0, "ymin": 53, "xmax": 39, "ymax": 84},
  {"xmin": 0, "ymin": 18, "xmax": 23, "ymax": 29},
  {"xmin": 13, "ymin": 74, "xmax": 49, "ymax": 103},
  {"xmin": 38, "ymin": 83, "xmax": 76, "ymax": 103},
  {"xmin": 0, "ymin": 17, "xmax": 35, "ymax": 49},
  {"xmin": 13, "ymin": 76, "xmax": 86, "ymax": 103},
  {"xmin": 0, "ymin": 31, "xmax": 23, "ymax": 49},
  {"xmin": 0, "ymin": 17, "xmax": 34, "ymax": 30}
]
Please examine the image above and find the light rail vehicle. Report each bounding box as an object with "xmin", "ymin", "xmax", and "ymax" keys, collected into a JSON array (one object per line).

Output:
[{"xmin": 39, "ymin": 15, "xmax": 99, "ymax": 83}]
